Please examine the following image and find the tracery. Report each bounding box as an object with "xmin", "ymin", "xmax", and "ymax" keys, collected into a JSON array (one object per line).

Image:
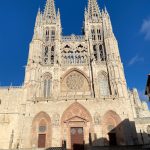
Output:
[
  {"xmin": 43, "ymin": 45, "xmax": 55, "ymax": 65},
  {"xmin": 61, "ymin": 44, "xmax": 88, "ymax": 65}
]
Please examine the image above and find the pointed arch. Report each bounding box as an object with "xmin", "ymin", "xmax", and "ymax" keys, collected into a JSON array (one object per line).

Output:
[
  {"xmin": 31, "ymin": 111, "xmax": 52, "ymax": 148},
  {"xmin": 61, "ymin": 102, "xmax": 93, "ymax": 149},
  {"xmin": 61, "ymin": 68, "xmax": 90, "ymax": 83},
  {"xmin": 61, "ymin": 68, "xmax": 91, "ymax": 92},
  {"xmin": 102, "ymin": 110, "xmax": 122, "ymax": 125},
  {"xmin": 61, "ymin": 102, "xmax": 92, "ymax": 124},
  {"xmin": 102, "ymin": 110, "xmax": 125, "ymax": 146}
]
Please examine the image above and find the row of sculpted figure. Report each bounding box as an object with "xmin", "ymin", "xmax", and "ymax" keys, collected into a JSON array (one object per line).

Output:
[{"xmin": 61, "ymin": 51, "xmax": 88, "ymax": 65}]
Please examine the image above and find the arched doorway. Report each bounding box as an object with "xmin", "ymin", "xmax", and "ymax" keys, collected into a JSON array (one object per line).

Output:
[
  {"xmin": 31, "ymin": 112, "xmax": 52, "ymax": 148},
  {"xmin": 102, "ymin": 110, "xmax": 125, "ymax": 146},
  {"xmin": 61, "ymin": 102, "xmax": 92, "ymax": 150}
]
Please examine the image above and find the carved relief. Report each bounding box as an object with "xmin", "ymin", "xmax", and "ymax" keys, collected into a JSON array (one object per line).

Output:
[
  {"xmin": 52, "ymin": 113, "xmax": 60, "ymax": 126},
  {"xmin": 61, "ymin": 102, "xmax": 92, "ymax": 124},
  {"xmin": 61, "ymin": 44, "xmax": 88, "ymax": 65}
]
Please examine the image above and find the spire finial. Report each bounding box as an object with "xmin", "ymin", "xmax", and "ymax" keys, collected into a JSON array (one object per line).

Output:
[
  {"xmin": 57, "ymin": 8, "xmax": 61, "ymax": 26},
  {"xmin": 88, "ymin": 0, "xmax": 101, "ymax": 23},
  {"xmin": 35, "ymin": 8, "xmax": 42, "ymax": 27},
  {"xmin": 104, "ymin": 6, "xmax": 108, "ymax": 14},
  {"xmin": 44, "ymin": 0, "xmax": 56, "ymax": 23}
]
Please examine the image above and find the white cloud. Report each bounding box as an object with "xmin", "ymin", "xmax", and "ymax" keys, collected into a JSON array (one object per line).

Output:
[
  {"xmin": 141, "ymin": 18, "xmax": 150, "ymax": 40},
  {"xmin": 128, "ymin": 54, "xmax": 144, "ymax": 66}
]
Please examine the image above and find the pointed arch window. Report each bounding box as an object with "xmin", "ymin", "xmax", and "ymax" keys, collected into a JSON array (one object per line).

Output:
[
  {"xmin": 51, "ymin": 30, "xmax": 55, "ymax": 41},
  {"xmin": 91, "ymin": 29, "xmax": 96, "ymax": 40},
  {"xmin": 51, "ymin": 46, "xmax": 55, "ymax": 64},
  {"xmin": 45, "ymin": 29, "xmax": 49, "ymax": 41},
  {"xmin": 43, "ymin": 46, "xmax": 49, "ymax": 64},
  {"xmin": 93, "ymin": 45, "xmax": 97, "ymax": 60},
  {"xmin": 43, "ymin": 75, "xmax": 52, "ymax": 98},
  {"xmin": 99, "ymin": 72, "xmax": 110, "ymax": 96},
  {"xmin": 99, "ymin": 45, "xmax": 106, "ymax": 61},
  {"xmin": 97, "ymin": 29, "xmax": 101, "ymax": 40}
]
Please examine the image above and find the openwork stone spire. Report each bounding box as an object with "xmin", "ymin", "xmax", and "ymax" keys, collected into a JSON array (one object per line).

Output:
[
  {"xmin": 44, "ymin": 0, "xmax": 56, "ymax": 23},
  {"xmin": 88, "ymin": 0, "xmax": 101, "ymax": 22}
]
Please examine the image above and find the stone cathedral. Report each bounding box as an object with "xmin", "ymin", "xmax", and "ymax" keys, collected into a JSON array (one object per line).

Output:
[{"xmin": 0, "ymin": 0, "xmax": 150, "ymax": 149}]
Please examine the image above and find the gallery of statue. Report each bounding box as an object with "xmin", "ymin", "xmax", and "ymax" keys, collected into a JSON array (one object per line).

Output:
[{"xmin": 0, "ymin": 0, "xmax": 150, "ymax": 149}]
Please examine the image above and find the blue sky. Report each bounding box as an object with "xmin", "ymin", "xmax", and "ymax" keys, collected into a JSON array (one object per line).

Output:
[{"xmin": 0, "ymin": 0, "xmax": 150, "ymax": 101}]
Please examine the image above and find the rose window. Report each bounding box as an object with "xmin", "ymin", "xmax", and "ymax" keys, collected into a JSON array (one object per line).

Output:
[{"xmin": 66, "ymin": 72, "xmax": 84, "ymax": 90}]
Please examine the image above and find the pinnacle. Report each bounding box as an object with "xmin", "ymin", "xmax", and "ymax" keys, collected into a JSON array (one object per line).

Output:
[
  {"xmin": 44, "ymin": 0, "xmax": 56, "ymax": 23},
  {"xmin": 88, "ymin": 0, "xmax": 101, "ymax": 22}
]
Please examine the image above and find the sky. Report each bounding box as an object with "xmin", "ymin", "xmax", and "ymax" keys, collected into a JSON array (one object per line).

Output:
[{"xmin": 0, "ymin": 0, "xmax": 150, "ymax": 102}]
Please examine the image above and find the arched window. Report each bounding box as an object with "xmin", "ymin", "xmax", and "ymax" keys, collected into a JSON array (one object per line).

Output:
[
  {"xmin": 45, "ymin": 29, "xmax": 49, "ymax": 41},
  {"xmin": 43, "ymin": 74, "xmax": 52, "ymax": 98},
  {"xmin": 99, "ymin": 72, "xmax": 110, "ymax": 96},
  {"xmin": 51, "ymin": 30, "xmax": 55, "ymax": 41},
  {"xmin": 51, "ymin": 46, "xmax": 55, "ymax": 64},
  {"xmin": 43, "ymin": 46, "xmax": 49, "ymax": 65},
  {"xmin": 91, "ymin": 29, "xmax": 96, "ymax": 40},
  {"xmin": 93, "ymin": 45, "xmax": 97, "ymax": 60},
  {"xmin": 99, "ymin": 45, "xmax": 106, "ymax": 61},
  {"xmin": 97, "ymin": 29, "xmax": 101, "ymax": 40}
]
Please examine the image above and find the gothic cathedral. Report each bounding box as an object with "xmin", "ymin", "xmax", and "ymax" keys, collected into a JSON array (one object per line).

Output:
[{"xmin": 0, "ymin": 0, "xmax": 150, "ymax": 149}]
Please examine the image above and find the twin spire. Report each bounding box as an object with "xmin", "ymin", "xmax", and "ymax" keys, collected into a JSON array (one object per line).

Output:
[
  {"xmin": 36, "ymin": 0, "xmax": 103, "ymax": 25},
  {"xmin": 43, "ymin": 0, "xmax": 101, "ymax": 23}
]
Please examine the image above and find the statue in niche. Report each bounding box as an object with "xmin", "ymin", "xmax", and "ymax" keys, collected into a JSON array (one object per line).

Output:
[
  {"xmin": 94, "ymin": 112, "xmax": 101, "ymax": 125},
  {"xmin": 52, "ymin": 113, "xmax": 60, "ymax": 126}
]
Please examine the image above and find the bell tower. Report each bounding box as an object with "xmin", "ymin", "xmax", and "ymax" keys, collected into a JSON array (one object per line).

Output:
[
  {"xmin": 42, "ymin": 0, "xmax": 61, "ymax": 66},
  {"xmin": 84, "ymin": 0, "xmax": 106, "ymax": 62},
  {"xmin": 24, "ymin": 0, "xmax": 62, "ymax": 100},
  {"xmin": 83, "ymin": 0, "xmax": 128, "ymax": 98}
]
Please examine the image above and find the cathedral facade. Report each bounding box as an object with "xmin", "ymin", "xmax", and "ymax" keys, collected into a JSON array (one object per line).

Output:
[{"xmin": 0, "ymin": 0, "xmax": 150, "ymax": 149}]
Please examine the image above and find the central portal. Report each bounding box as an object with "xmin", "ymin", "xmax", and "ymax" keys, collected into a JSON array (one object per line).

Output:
[{"xmin": 71, "ymin": 127, "xmax": 84, "ymax": 150}]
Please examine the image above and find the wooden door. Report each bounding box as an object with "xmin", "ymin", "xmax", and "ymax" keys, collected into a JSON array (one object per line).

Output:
[
  {"xmin": 108, "ymin": 133, "xmax": 117, "ymax": 146},
  {"xmin": 71, "ymin": 127, "xmax": 84, "ymax": 150},
  {"xmin": 38, "ymin": 134, "xmax": 46, "ymax": 148}
]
